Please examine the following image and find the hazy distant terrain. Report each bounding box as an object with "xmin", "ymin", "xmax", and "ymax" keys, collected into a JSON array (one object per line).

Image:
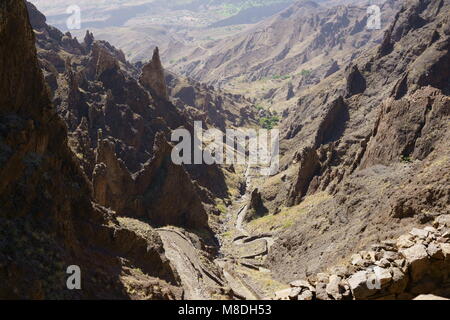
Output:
[
  {"xmin": 30, "ymin": 0, "xmax": 297, "ymax": 29},
  {"xmin": 28, "ymin": 0, "xmax": 360, "ymax": 62}
]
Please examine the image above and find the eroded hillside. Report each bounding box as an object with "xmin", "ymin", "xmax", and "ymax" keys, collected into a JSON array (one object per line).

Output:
[{"xmin": 248, "ymin": 0, "xmax": 450, "ymax": 286}]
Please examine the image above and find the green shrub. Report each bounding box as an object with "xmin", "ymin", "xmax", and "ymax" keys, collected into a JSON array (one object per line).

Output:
[
  {"xmin": 255, "ymin": 104, "xmax": 265, "ymax": 111},
  {"xmin": 401, "ymin": 155, "xmax": 413, "ymax": 163},
  {"xmin": 259, "ymin": 116, "xmax": 280, "ymax": 130},
  {"xmin": 300, "ymin": 69, "xmax": 312, "ymax": 77}
]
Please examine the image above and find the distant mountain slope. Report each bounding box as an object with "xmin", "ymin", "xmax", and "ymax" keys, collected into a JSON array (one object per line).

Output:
[
  {"xmin": 171, "ymin": 0, "xmax": 400, "ymax": 107},
  {"xmin": 209, "ymin": 2, "xmax": 294, "ymax": 28},
  {"xmin": 28, "ymin": 0, "xmax": 360, "ymax": 64}
]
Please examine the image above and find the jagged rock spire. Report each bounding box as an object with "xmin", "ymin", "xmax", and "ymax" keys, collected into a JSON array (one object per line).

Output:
[
  {"xmin": 139, "ymin": 46, "xmax": 169, "ymax": 100},
  {"xmin": 84, "ymin": 30, "xmax": 94, "ymax": 48}
]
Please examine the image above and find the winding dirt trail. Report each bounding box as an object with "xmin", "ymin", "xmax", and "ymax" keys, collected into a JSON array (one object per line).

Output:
[
  {"xmin": 158, "ymin": 228, "xmax": 223, "ymax": 300},
  {"xmin": 216, "ymin": 164, "xmax": 278, "ymax": 298},
  {"xmin": 157, "ymin": 163, "xmax": 277, "ymax": 300}
]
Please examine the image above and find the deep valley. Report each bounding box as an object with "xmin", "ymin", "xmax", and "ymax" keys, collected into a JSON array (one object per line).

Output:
[{"xmin": 1, "ymin": 0, "xmax": 449, "ymax": 301}]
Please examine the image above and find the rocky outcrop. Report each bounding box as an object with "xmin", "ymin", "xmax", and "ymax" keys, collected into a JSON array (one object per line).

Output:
[
  {"xmin": 245, "ymin": 188, "xmax": 268, "ymax": 221},
  {"xmin": 272, "ymin": 216, "xmax": 450, "ymax": 300},
  {"xmin": 323, "ymin": 60, "xmax": 340, "ymax": 79},
  {"xmin": 93, "ymin": 132, "xmax": 209, "ymax": 230},
  {"xmin": 92, "ymin": 132, "xmax": 134, "ymax": 212},
  {"xmin": 377, "ymin": 29, "xmax": 394, "ymax": 58},
  {"xmin": 286, "ymin": 96, "xmax": 348, "ymax": 206},
  {"xmin": 314, "ymin": 96, "xmax": 349, "ymax": 147},
  {"xmin": 92, "ymin": 43, "xmax": 120, "ymax": 79},
  {"xmin": 287, "ymin": 147, "xmax": 320, "ymax": 206},
  {"xmin": 362, "ymin": 87, "xmax": 449, "ymax": 167},
  {"xmin": 140, "ymin": 47, "xmax": 169, "ymax": 100},
  {"xmin": 345, "ymin": 65, "xmax": 366, "ymax": 97},
  {"xmin": 25, "ymin": 1, "xmax": 46, "ymax": 30}
]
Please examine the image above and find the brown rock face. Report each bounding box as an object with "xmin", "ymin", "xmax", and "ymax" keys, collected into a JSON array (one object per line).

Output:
[
  {"xmin": 1, "ymin": 0, "xmax": 181, "ymax": 299},
  {"xmin": 166, "ymin": 71, "xmax": 257, "ymax": 131},
  {"xmin": 363, "ymin": 87, "xmax": 450, "ymax": 220},
  {"xmin": 92, "ymin": 43, "xmax": 120, "ymax": 79},
  {"xmin": 361, "ymin": 87, "xmax": 450, "ymax": 167},
  {"xmin": 93, "ymin": 132, "xmax": 209, "ymax": 230},
  {"xmin": 345, "ymin": 65, "xmax": 366, "ymax": 98},
  {"xmin": 24, "ymin": 1, "xmax": 46, "ymax": 30},
  {"xmin": 140, "ymin": 47, "xmax": 169, "ymax": 100},
  {"xmin": 288, "ymin": 147, "xmax": 320, "ymax": 206},
  {"xmin": 246, "ymin": 188, "xmax": 268, "ymax": 221},
  {"xmin": 93, "ymin": 133, "xmax": 134, "ymax": 212}
]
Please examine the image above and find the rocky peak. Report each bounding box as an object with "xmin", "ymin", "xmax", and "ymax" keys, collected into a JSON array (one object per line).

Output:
[
  {"xmin": 84, "ymin": 30, "xmax": 95, "ymax": 48},
  {"xmin": 377, "ymin": 28, "xmax": 394, "ymax": 58},
  {"xmin": 139, "ymin": 47, "xmax": 169, "ymax": 100},
  {"xmin": 25, "ymin": 1, "xmax": 46, "ymax": 30},
  {"xmin": 92, "ymin": 43, "xmax": 120, "ymax": 79},
  {"xmin": 323, "ymin": 60, "xmax": 340, "ymax": 79},
  {"xmin": 345, "ymin": 64, "xmax": 366, "ymax": 97},
  {"xmin": 246, "ymin": 188, "xmax": 268, "ymax": 221}
]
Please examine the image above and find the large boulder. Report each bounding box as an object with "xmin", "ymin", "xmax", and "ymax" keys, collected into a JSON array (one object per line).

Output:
[
  {"xmin": 348, "ymin": 271, "xmax": 376, "ymax": 299},
  {"xmin": 400, "ymin": 244, "xmax": 429, "ymax": 281}
]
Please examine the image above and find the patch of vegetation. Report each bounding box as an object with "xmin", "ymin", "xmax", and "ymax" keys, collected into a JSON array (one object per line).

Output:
[
  {"xmin": 255, "ymin": 104, "xmax": 265, "ymax": 111},
  {"xmin": 239, "ymin": 267, "xmax": 287, "ymax": 294},
  {"xmin": 223, "ymin": 165, "xmax": 245, "ymax": 198},
  {"xmin": 271, "ymin": 74, "xmax": 291, "ymax": 80},
  {"xmin": 259, "ymin": 115, "xmax": 280, "ymax": 130},
  {"xmin": 299, "ymin": 69, "xmax": 312, "ymax": 77},
  {"xmin": 217, "ymin": 202, "xmax": 227, "ymax": 215},
  {"xmin": 401, "ymin": 154, "xmax": 413, "ymax": 163},
  {"xmin": 247, "ymin": 192, "xmax": 331, "ymax": 234},
  {"xmin": 216, "ymin": 0, "xmax": 293, "ymax": 17},
  {"xmin": 221, "ymin": 230, "xmax": 233, "ymax": 239}
]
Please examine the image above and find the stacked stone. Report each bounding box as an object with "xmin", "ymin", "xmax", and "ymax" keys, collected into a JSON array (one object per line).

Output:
[{"xmin": 273, "ymin": 215, "xmax": 450, "ymax": 300}]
